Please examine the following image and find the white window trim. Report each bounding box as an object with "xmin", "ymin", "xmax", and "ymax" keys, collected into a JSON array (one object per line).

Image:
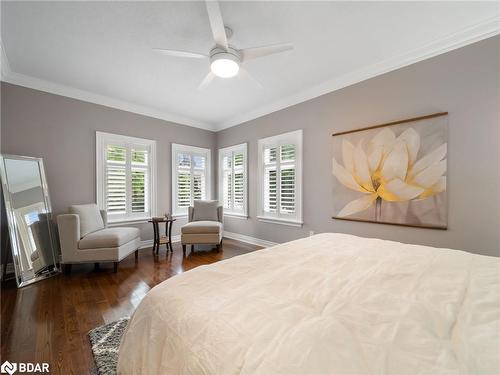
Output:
[
  {"xmin": 218, "ymin": 143, "xmax": 248, "ymax": 218},
  {"xmin": 225, "ymin": 212, "xmax": 249, "ymax": 219},
  {"xmin": 96, "ymin": 131, "xmax": 157, "ymax": 224},
  {"xmin": 171, "ymin": 143, "xmax": 212, "ymax": 217},
  {"xmin": 257, "ymin": 129, "xmax": 303, "ymax": 227}
]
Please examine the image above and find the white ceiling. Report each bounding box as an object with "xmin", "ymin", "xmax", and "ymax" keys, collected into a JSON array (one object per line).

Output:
[{"xmin": 2, "ymin": 1, "xmax": 499, "ymax": 131}]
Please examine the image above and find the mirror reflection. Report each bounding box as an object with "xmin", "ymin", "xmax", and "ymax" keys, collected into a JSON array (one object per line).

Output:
[{"xmin": 1, "ymin": 155, "xmax": 59, "ymax": 286}]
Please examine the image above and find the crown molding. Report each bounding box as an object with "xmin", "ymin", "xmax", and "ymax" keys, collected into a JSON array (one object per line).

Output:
[
  {"xmin": 1, "ymin": 39, "xmax": 215, "ymax": 130},
  {"xmin": 2, "ymin": 16, "xmax": 499, "ymax": 133},
  {"xmin": 0, "ymin": 58, "xmax": 216, "ymax": 132},
  {"xmin": 216, "ymin": 15, "xmax": 500, "ymax": 131}
]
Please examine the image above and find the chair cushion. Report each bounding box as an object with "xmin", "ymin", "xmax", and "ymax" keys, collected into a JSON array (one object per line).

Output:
[
  {"xmin": 192, "ymin": 200, "xmax": 219, "ymax": 221},
  {"xmin": 69, "ymin": 204, "xmax": 105, "ymax": 237},
  {"xmin": 181, "ymin": 233, "xmax": 222, "ymax": 245},
  {"xmin": 181, "ymin": 221, "xmax": 222, "ymax": 234},
  {"xmin": 78, "ymin": 227, "xmax": 140, "ymax": 249}
]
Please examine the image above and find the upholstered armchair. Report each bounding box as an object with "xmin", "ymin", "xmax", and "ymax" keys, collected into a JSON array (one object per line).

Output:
[
  {"xmin": 57, "ymin": 204, "xmax": 141, "ymax": 273},
  {"xmin": 181, "ymin": 200, "xmax": 223, "ymax": 255}
]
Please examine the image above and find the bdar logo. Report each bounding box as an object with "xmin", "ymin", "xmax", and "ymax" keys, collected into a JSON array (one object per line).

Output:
[{"xmin": 0, "ymin": 361, "xmax": 17, "ymax": 375}]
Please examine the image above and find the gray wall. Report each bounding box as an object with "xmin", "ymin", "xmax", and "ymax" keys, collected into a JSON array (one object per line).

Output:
[
  {"xmin": 216, "ymin": 36, "xmax": 500, "ymax": 256},
  {"xmin": 2, "ymin": 36, "xmax": 499, "ymax": 256},
  {"xmin": 1, "ymin": 83, "xmax": 217, "ymax": 240},
  {"xmin": 11, "ymin": 186, "xmax": 44, "ymax": 210}
]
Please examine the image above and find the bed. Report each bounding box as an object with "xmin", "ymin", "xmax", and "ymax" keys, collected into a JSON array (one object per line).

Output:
[{"xmin": 117, "ymin": 233, "xmax": 500, "ymax": 374}]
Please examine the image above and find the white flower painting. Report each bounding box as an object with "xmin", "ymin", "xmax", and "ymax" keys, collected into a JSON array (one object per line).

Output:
[{"xmin": 332, "ymin": 114, "xmax": 448, "ymax": 229}]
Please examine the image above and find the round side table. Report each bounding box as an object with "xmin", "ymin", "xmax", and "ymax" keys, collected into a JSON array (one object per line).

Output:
[{"xmin": 148, "ymin": 218, "xmax": 176, "ymax": 254}]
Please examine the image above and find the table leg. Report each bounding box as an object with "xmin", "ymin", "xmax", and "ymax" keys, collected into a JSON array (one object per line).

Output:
[
  {"xmin": 167, "ymin": 220, "xmax": 173, "ymax": 253},
  {"xmin": 152, "ymin": 222, "xmax": 159, "ymax": 254},
  {"xmin": 156, "ymin": 222, "xmax": 161, "ymax": 255},
  {"xmin": 164, "ymin": 221, "xmax": 169, "ymax": 252}
]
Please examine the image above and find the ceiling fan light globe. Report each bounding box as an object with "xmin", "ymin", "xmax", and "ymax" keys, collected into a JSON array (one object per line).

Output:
[
  {"xmin": 210, "ymin": 58, "xmax": 239, "ymax": 78},
  {"xmin": 210, "ymin": 55, "xmax": 240, "ymax": 78}
]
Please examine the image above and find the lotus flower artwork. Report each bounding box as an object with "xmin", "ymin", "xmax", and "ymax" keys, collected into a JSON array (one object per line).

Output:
[{"xmin": 332, "ymin": 114, "xmax": 448, "ymax": 228}]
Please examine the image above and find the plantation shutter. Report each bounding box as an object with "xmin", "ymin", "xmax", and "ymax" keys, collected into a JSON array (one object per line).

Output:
[
  {"xmin": 258, "ymin": 130, "xmax": 302, "ymax": 224},
  {"xmin": 264, "ymin": 167, "xmax": 277, "ymax": 213},
  {"xmin": 263, "ymin": 147, "xmax": 278, "ymax": 214},
  {"xmin": 97, "ymin": 132, "xmax": 155, "ymax": 223},
  {"xmin": 173, "ymin": 146, "xmax": 210, "ymax": 215},
  {"xmin": 105, "ymin": 145, "xmax": 127, "ymax": 215},
  {"xmin": 262, "ymin": 143, "xmax": 298, "ymax": 216},
  {"xmin": 176, "ymin": 153, "xmax": 191, "ymax": 209},
  {"xmin": 193, "ymin": 154, "xmax": 207, "ymax": 201},
  {"xmin": 131, "ymin": 149, "xmax": 148, "ymax": 213},
  {"xmin": 233, "ymin": 152, "xmax": 244, "ymax": 211},
  {"xmin": 221, "ymin": 153, "xmax": 232, "ymax": 209},
  {"xmin": 102, "ymin": 142, "xmax": 153, "ymax": 219},
  {"xmin": 279, "ymin": 145, "xmax": 296, "ymax": 214},
  {"xmin": 219, "ymin": 144, "xmax": 247, "ymax": 216}
]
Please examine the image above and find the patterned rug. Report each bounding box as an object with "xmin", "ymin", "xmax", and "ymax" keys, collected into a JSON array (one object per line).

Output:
[{"xmin": 88, "ymin": 317, "xmax": 130, "ymax": 375}]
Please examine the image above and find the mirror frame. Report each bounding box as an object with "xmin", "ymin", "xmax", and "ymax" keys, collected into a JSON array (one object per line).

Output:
[{"xmin": 0, "ymin": 154, "xmax": 60, "ymax": 287}]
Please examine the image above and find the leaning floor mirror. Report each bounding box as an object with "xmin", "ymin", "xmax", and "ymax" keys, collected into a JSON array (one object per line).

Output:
[{"xmin": 1, "ymin": 154, "xmax": 60, "ymax": 287}]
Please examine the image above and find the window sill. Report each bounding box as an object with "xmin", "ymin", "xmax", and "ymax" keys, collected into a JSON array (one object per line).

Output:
[
  {"xmin": 172, "ymin": 214, "xmax": 188, "ymax": 219},
  {"xmin": 224, "ymin": 213, "xmax": 249, "ymax": 220},
  {"xmin": 256, "ymin": 216, "xmax": 303, "ymax": 227},
  {"xmin": 107, "ymin": 218, "xmax": 150, "ymax": 227}
]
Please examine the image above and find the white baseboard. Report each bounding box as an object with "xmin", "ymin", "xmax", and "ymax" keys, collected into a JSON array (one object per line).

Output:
[
  {"xmin": 139, "ymin": 240, "xmax": 154, "ymax": 249},
  {"xmin": 224, "ymin": 231, "xmax": 278, "ymax": 248},
  {"xmin": 140, "ymin": 233, "xmax": 277, "ymax": 249},
  {"xmin": 140, "ymin": 235, "xmax": 180, "ymax": 249}
]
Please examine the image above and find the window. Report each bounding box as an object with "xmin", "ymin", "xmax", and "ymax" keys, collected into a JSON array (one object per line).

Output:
[
  {"xmin": 96, "ymin": 132, "xmax": 156, "ymax": 223},
  {"xmin": 218, "ymin": 143, "xmax": 248, "ymax": 217},
  {"xmin": 258, "ymin": 130, "xmax": 303, "ymax": 226},
  {"xmin": 172, "ymin": 144, "xmax": 211, "ymax": 216}
]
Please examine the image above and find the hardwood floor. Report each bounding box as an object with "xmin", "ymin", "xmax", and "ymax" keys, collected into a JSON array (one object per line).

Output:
[{"xmin": 1, "ymin": 238, "xmax": 261, "ymax": 374}]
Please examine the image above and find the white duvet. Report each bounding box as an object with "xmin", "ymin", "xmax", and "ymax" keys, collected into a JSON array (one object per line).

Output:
[{"xmin": 118, "ymin": 233, "xmax": 500, "ymax": 374}]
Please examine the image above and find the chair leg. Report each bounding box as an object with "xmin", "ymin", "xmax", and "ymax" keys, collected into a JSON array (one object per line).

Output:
[
  {"xmin": 182, "ymin": 244, "xmax": 186, "ymax": 254},
  {"xmin": 135, "ymin": 249, "xmax": 139, "ymax": 261},
  {"xmin": 113, "ymin": 262, "xmax": 118, "ymax": 273}
]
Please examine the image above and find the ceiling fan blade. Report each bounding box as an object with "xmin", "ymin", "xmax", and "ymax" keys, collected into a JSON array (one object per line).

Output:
[
  {"xmin": 153, "ymin": 48, "xmax": 207, "ymax": 59},
  {"xmin": 205, "ymin": 0, "xmax": 228, "ymax": 49},
  {"xmin": 239, "ymin": 68, "xmax": 263, "ymax": 89},
  {"xmin": 240, "ymin": 43, "xmax": 293, "ymax": 62},
  {"xmin": 198, "ymin": 72, "xmax": 215, "ymax": 90}
]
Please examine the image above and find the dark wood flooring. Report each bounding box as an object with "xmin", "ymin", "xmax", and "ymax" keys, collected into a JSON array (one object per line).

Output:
[{"xmin": 1, "ymin": 238, "xmax": 261, "ymax": 374}]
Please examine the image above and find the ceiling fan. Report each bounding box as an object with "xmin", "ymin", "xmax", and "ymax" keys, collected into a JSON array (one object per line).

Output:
[{"xmin": 153, "ymin": 0, "xmax": 293, "ymax": 89}]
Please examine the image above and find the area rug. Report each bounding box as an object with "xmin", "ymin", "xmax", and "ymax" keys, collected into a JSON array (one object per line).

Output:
[{"xmin": 88, "ymin": 317, "xmax": 130, "ymax": 375}]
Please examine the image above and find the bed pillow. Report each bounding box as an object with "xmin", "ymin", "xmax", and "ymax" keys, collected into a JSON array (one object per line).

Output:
[
  {"xmin": 193, "ymin": 200, "xmax": 219, "ymax": 222},
  {"xmin": 69, "ymin": 203, "xmax": 105, "ymax": 238}
]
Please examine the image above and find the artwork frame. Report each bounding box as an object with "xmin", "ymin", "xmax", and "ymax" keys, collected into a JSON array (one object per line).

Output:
[{"xmin": 331, "ymin": 112, "xmax": 448, "ymax": 230}]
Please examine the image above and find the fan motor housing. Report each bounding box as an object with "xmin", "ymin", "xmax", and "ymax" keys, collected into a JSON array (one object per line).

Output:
[{"xmin": 210, "ymin": 46, "xmax": 241, "ymax": 64}]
